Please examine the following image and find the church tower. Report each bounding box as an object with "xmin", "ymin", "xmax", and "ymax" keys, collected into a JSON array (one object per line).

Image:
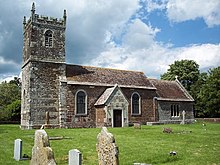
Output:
[{"xmin": 21, "ymin": 3, "xmax": 67, "ymax": 129}]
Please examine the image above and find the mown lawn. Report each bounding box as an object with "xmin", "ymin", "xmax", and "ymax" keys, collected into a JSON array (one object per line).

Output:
[{"xmin": 0, "ymin": 122, "xmax": 220, "ymax": 165}]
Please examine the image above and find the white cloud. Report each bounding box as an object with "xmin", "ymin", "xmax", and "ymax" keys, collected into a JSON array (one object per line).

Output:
[
  {"xmin": 88, "ymin": 17, "xmax": 220, "ymax": 78},
  {"xmin": 146, "ymin": 0, "xmax": 220, "ymax": 27},
  {"xmin": 166, "ymin": 0, "xmax": 220, "ymax": 27},
  {"xmin": 146, "ymin": 0, "xmax": 167, "ymax": 12},
  {"xmin": 122, "ymin": 19, "xmax": 160, "ymax": 50},
  {"xmin": 176, "ymin": 44, "xmax": 220, "ymax": 69}
]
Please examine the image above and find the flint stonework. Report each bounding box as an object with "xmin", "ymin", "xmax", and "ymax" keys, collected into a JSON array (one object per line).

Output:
[
  {"xmin": 96, "ymin": 127, "xmax": 119, "ymax": 165},
  {"xmin": 30, "ymin": 130, "xmax": 56, "ymax": 165}
]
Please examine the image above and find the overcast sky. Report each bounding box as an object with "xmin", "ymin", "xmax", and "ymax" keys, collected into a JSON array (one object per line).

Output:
[{"xmin": 0, "ymin": 0, "xmax": 220, "ymax": 82}]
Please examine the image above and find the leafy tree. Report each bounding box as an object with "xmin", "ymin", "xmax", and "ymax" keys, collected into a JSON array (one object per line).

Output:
[
  {"xmin": 161, "ymin": 60, "xmax": 200, "ymax": 91},
  {"xmin": 198, "ymin": 67, "xmax": 220, "ymax": 117},
  {"xmin": 191, "ymin": 72, "xmax": 208, "ymax": 117},
  {"xmin": 0, "ymin": 77, "xmax": 21, "ymax": 121}
]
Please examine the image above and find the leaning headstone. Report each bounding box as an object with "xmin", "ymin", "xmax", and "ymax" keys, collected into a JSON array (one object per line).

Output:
[
  {"xmin": 96, "ymin": 127, "xmax": 119, "ymax": 165},
  {"xmin": 180, "ymin": 110, "xmax": 186, "ymax": 125},
  {"xmin": 30, "ymin": 130, "xmax": 56, "ymax": 165},
  {"xmin": 69, "ymin": 149, "xmax": 82, "ymax": 165},
  {"xmin": 14, "ymin": 139, "xmax": 22, "ymax": 161}
]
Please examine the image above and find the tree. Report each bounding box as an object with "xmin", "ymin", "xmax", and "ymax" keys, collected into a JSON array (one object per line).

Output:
[
  {"xmin": 0, "ymin": 77, "xmax": 21, "ymax": 121},
  {"xmin": 191, "ymin": 72, "xmax": 208, "ymax": 117},
  {"xmin": 161, "ymin": 60, "xmax": 200, "ymax": 91},
  {"xmin": 198, "ymin": 67, "xmax": 220, "ymax": 117}
]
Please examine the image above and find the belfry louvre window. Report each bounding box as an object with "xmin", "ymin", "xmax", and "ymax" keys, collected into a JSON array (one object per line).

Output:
[
  {"xmin": 45, "ymin": 30, "xmax": 53, "ymax": 47},
  {"xmin": 171, "ymin": 104, "xmax": 179, "ymax": 117},
  {"xmin": 76, "ymin": 91, "xmax": 87, "ymax": 115},
  {"xmin": 132, "ymin": 93, "xmax": 141, "ymax": 115}
]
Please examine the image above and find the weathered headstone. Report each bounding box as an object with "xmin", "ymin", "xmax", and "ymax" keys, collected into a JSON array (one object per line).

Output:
[
  {"xmin": 30, "ymin": 130, "xmax": 56, "ymax": 165},
  {"xmin": 69, "ymin": 149, "xmax": 82, "ymax": 165},
  {"xmin": 96, "ymin": 127, "xmax": 119, "ymax": 165},
  {"xmin": 134, "ymin": 123, "xmax": 141, "ymax": 129},
  {"xmin": 163, "ymin": 127, "xmax": 172, "ymax": 133},
  {"xmin": 14, "ymin": 139, "xmax": 22, "ymax": 161},
  {"xmin": 180, "ymin": 110, "xmax": 186, "ymax": 125}
]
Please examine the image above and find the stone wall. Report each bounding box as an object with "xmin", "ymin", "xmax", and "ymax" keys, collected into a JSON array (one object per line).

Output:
[
  {"xmin": 65, "ymin": 85, "xmax": 156, "ymax": 127},
  {"xmin": 157, "ymin": 100, "xmax": 194, "ymax": 123},
  {"xmin": 21, "ymin": 62, "xmax": 65, "ymax": 129},
  {"xmin": 96, "ymin": 107, "xmax": 106, "ymax": 127},
  {"xmin": 122, "ymin": 88, "xmax": 157, "ymax": 124}
]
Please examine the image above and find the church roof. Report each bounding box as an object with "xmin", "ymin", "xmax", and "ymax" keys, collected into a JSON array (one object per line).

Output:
[
  {"xmin": 66, "ymin": 65, "xmax": 155, "ymax": 89},
  {"xmin": 149, "ymin": 79, "xmax": 194, "ymax": 101},
  {"xmin": 95, "ymin": 86, "xmax": 116, "ymax": 106}
]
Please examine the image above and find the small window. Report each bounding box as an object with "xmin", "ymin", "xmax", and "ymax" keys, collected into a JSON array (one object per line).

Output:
[
  {"xmin": 171, "ymin": 104, "xmax": 179, "ymax": 117},
  {"xmin": 45, "ymin": 30, "xmax": 53, "ymax": 47},
  {"xmin": 76, "ymin": 90, "xmax": 87, "ymax": 115},
  {"xmin": 131, "ymin": 93, "xmax": 141, "ymax": 115}
]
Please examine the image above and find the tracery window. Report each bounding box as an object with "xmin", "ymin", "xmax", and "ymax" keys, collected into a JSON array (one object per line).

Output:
[{"xmin": 45, "ymin": 30, "xmax": 53, "ymax": 47}]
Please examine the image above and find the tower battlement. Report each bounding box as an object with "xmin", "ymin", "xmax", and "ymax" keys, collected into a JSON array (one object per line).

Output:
[{"xmin": 23, "ymin": 3, "xmax": 66, "ymax": 30}]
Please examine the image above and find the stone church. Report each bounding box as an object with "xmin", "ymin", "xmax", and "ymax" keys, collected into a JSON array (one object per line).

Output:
[{"xmin": 21, "ymin": 3, "xmax": 194, "ymax": 129}]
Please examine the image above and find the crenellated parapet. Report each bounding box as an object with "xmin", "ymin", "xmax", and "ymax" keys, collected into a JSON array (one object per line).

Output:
[{"xmin": 23, "ymin": 2, "xmax": 66, "ymax": 31}]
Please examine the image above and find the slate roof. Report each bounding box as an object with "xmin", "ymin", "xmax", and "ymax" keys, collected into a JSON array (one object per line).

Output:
[
  {"xmin": 95, "ymin": 85, "xmax": 117, "ymax": 106},
  {"xmin": 149, "ymin": 79, "xmax": 194, "ymax": 101},
  {"xmin": 66, "ymin": 64, "xmax": 155, "ymax": 89}
]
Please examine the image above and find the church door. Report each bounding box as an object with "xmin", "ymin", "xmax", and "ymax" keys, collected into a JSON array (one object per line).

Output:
[{"xmin": 113, "ymin": 109, "xmax": 122, "ymax": 127}]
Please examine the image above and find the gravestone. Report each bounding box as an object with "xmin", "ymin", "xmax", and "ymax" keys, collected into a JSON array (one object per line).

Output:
[
  {"xmin": 96, "ymin": 127, "xmax": 119, "ymax": 165},
  {"xmin": 134, "ymin": 123, "xmax": 141, "ymax": 129},
  {"xmin": 180, "ymin": 110, "xmax": 186, "ymax": 125},
  {"xmin": 69, "ymin": 149, "xmax": 82, "ymax": 165},
  {"xmin": 30, "ymin": 130, "xmax": 56, "ymax": 165},
  {"xmin": 14, "ymin": 139, "xmax": 22, "ymax": 161},
  {"xmin": 163, "ymin": 127, "xmax": 172, "ymax": 133}
]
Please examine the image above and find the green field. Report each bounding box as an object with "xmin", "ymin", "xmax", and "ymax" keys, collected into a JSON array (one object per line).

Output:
[{"xmin": 0, "ymin": 122, "xmax": 220, "ymax": 165}]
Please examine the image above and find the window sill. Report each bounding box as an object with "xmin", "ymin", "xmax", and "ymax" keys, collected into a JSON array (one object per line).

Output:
[
  {"xmin": 75, "ymin": 114, "xmax": 88, "ymax": 117},
  {"xmin": 131, "ymin": 114, "xmax": 141, "ymax": 116}
]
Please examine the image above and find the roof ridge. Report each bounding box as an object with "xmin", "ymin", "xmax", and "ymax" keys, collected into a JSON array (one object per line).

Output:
[
  {"xmin": 149, "ymin": 78, "xmax": 176, "ymax": 83},
  {"xmin": 66, "ymin": 64, "xmax": 145, "ymax": 74}
]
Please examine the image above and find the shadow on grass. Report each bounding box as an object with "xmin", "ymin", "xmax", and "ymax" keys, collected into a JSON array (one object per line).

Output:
[{"xmin": 151, "ymin": 155, "xmax": 180, "ymax": 164}]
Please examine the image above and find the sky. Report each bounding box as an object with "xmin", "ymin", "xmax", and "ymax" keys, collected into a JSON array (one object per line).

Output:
[{"xmin": 0, "ymin": 0, "xmax": 220, "ymax": 82}]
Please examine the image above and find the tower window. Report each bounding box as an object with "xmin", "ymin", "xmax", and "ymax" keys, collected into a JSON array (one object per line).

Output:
[{"xmin": 45, "ymin": 30, "xmax": 53, "ymax": 47}]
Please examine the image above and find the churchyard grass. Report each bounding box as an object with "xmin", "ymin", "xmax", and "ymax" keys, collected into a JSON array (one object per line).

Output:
[{"xmin": 0, "ymin": 122, "xmax": 220, "ymax": 165}]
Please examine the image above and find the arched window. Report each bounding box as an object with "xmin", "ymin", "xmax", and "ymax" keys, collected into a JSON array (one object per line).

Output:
[
  {"xmin": 76, "ymin": 90, "xmax": 87, "ymax": 115},
  {"xmin": 131, "ymin": 93, "xmax": 141, "ymax": 115},
  {"xmin": 45, "ymin": 30, "xmax": 53, "ymax": 47}
]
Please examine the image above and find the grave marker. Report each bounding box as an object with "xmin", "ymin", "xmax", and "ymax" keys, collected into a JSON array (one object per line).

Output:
[
  {"xmin": 96, "ymin": 127, "xmax": 119, "ymax": 165},
  {"xmin": 14, "ymin": 139, "xmax": 22, "ymax": 161},
  {"xmin": 69, "ymin": 149, "xmax": 82, "ymax": 165},
  {"xmin": 30, "ymin": 130, "xmax": 56, "ymax": 165},
  {"xmin": 180, "ymin": 110, "xmax": 186, "ymax": 125}
]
